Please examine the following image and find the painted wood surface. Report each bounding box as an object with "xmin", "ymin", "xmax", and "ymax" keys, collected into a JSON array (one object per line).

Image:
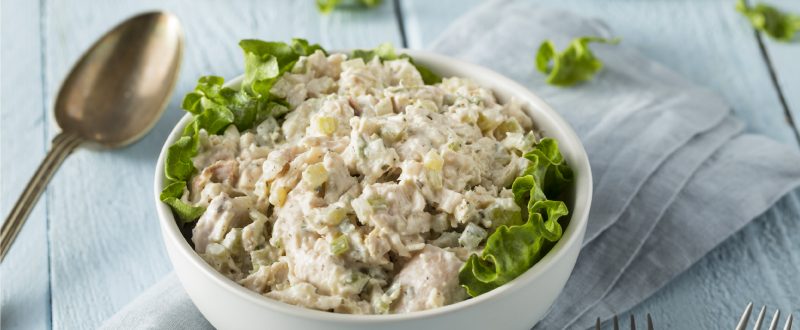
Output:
[
  {"xmin": 760, "ymin": 0, "xmax": 800, "ymax": 139},
  {"xmin": 1, "ymin": 0, "xmax": 799, "ymax": 329},
  {"xmin": 0, "ymin": 0, "xmax": 52, "ymax": 328}
]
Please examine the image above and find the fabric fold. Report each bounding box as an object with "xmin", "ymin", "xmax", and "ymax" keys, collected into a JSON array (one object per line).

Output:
[
  {"xmin": 100, "ymin": 274, "xmax": 211, "ymax": 330},
  {"xmin": 570, "ymin": 134, "xmax": 800, "ymax": 329},
  {"xmin": 537, "ymin": 116, "xmax": 743, "ymax": 329}
]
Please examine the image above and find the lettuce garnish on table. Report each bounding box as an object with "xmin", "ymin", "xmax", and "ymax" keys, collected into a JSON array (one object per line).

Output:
[
  {"xmin": 536, "ymin": 37, "xmax": 619, "ymax": 87},
  {"xmin": 459, "ymin": 138, "xmax": 573, "ymax": 297},
  {"xmin": 317, "ymin": 0, "xmax": 382, "ymax": 14},
  {"xmin": 736, "ymin": 0, "xmax": 800, "ymax": 42}
]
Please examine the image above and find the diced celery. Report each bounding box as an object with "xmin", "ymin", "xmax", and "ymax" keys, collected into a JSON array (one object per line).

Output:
[
  {"xmin": 303, "ymin": 163, "xmax": 329, "ymax": 188},
  {"xmin": 459, "ymin": 223, "xmax": 488, "ymax": 250},
  {"xmin": 270, "ymin": 186, "xmax": 288, "ymax": 207},
  {"xmin": 486, "ymin": 198, "xmax": 523, "ymax": 229},
  {"xmin": 427, "ymin": 170, "xmax": 443, "ymax": 190},
  {"xmin": 494, "ymin": 118, "xmax": 522, "ymax": 139},
  {"xmin": 375, "ymin": 283, "xmax": 402, "ymax": 314},
  {"xmin": 431, "ymin": 232, "xmax": 460, "ymax": 248},
  {"xmin": 367, "ymin": 195, "xmax": 388, "ymax": 211},
  {"xmin": 447, "ymin": 141, "xmax": 462, "ymax": 151},
  {"xmin": 379, "ymin": 124, "xmax": 405, "ymax": 143},
  {"xmin": 221, "ymin": 228, "xmax": 243, "ymax": 252},
  {"xmin": 250, "ymin": 247, "xmax": 276, "ymax": 272},
  {"xmin": 325, "ymin": 207, "xmax": 347, "ymax": 226},
  {"xmin": 330, "ymin": 235, "xmax": 350, "ymax": 256},
  {"xmin": 345, "ymin": 271, "xmax": 370, "ymax": 292},
  {"xmin": 477, "ymin": 113, "xmax": 492, "ymax": 131},
  {"xmin": 423, "ymin": 149, "xmax": 444, "ymax": 171},
  {"xmin": 316, "ymin": 116, "xmax": 337, "ymax": 136},
  {"xmin": 424, "ymin": 149, "xmax": 444, "ymax": 189}
]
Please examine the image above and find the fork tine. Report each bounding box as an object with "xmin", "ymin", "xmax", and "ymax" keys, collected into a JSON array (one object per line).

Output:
[
  {"xmin": 783, "ymin": 314, "xmax": 793, "ymax": 330},
  {"xmin": 596, "ymin": 317, "xmax": 601, "ymax": 330},
  {"xmin": 754, "ymin": 305, "xmax": 767, "ymax": 330},
  {"xmin": 647, "ymin": 313, "xmax": 654, "ymax": 330},
  {"xmin": 768, "ymin": 309, "xmax": 781, "ymax": 330},
  {"xmin": 614, "ymin": 314, "xmax": 620, "ymax": 330},
  {"xmin": 630, "ymin": 314, "xmax": 636, "ymax": 330},
  {"xmin": 738, "ymin": 303, "xmax": 754, "ymax": 330}
]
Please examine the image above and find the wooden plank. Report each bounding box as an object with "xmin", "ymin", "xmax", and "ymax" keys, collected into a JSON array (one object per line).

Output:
[
  {"xmin": 626, "ymin": 192, "xmax": 800, "ymax": 329},
  {"xmin": 40, "ymin": 0, "xmax": 402, "ymax": 328},
  {"xmin": 0, "ymin": 0, "xmax": 52, "ymax": 329},
  {"xmin": 401, "ymin": 0, "xmax": 800, "ymax": 147},
  {"xmin": 400, "ymin": 1, "xmax": 800, "ymax": 329},
  {"xmin": 757, "ymin": 0, "xmax": 800, "ymax": 139},
  {"xmin": 398, "ymin": 0, "xmax": 481, "ymax": 49}
]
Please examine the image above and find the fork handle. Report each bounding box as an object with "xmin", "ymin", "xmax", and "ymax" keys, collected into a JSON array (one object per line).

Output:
[{"xmin": 0, "ymin": 132, "xmax": 83, "ymax": 262}]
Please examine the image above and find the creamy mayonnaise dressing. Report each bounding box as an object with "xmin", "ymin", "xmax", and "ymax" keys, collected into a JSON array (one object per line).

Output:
[{"xmin": 183, "ymin": 50, "xmax": 538, "ymax": 314}]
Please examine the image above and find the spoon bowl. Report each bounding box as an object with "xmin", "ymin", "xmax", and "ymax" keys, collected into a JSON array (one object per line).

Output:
[
  {"xmin": 0, "ymin": 11, "xmax": 184, "ymax": 261},
  {"xmin": 55, "ymin": 12, "xmax": 183, "ymax": 147}
]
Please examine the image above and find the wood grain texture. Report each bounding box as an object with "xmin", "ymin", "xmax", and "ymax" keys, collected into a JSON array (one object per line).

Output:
[
  {"xmin": 757, "ymin": 0, "xmax": 800, "ymax": 139},
  {"xmin": 36, "ymin": 0, "xmax": 402, "ymax": 328},
  {"xmin": 0, "ymin": 0, "xmax": 52, "ymax": 329},
  {"xmin": 627, "ymin": 192, "xmax": 800, "ymax": 329},
  {"xmin": 399, "ymin": 1, "xmax": 800, "ymax": 329},
  {"xmin": 398, "ymin": 0, "xmax": 481, "ymax": 49}
]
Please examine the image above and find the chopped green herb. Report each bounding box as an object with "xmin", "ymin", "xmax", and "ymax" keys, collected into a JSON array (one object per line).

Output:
[{"xmin": 535, "ymin": 37, "xmax": 619, "ymax": 87}]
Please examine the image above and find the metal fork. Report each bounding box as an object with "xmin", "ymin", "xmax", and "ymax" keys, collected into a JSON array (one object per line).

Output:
[
  {"xmin": 736, "ymin": 303, "xmax": 794, "ymax": 330},
  {"xmin": 595, "ymin": 314, "xmax": 654, "ymax": 330}
]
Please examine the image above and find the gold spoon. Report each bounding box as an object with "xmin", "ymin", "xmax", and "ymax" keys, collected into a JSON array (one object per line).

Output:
[{"xmin": 0, "ymin": 12, "xmax": 184, "ymax": 261}]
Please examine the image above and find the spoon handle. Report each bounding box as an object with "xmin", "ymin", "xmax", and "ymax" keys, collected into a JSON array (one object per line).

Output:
[{"xmin": 0, "ymin": 132, "xmax": 83, "ymax": 262}]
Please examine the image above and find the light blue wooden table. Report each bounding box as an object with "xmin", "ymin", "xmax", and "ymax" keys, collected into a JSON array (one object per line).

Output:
[{"xmin": 2, "ymin": 0, "xmax": 799, "ymax": 329}]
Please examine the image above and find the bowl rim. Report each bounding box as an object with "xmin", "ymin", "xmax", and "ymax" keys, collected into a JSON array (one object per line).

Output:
[{"xmin": 154, "ymin": 48, "xmax": 593, "ymax": 323}]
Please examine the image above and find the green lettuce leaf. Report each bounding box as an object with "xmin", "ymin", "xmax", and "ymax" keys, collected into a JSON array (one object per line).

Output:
[
  {"xmin": 535, "ymin": 37, "xmax": 619, "ymax": 87},
  {"xmin": 351, "ymin": 43, "xmax": 443, "ymax": 85},
  {"xmin": 736, "ymin": 0, "xmax": 800, "ymax": 42},
  {"xmin": 161, "ymin": 38, "xmax": 326, "ymax": 223},
  {"xmin": 459, "ymin": 137, "xmax": 572, "ymax": 297},
  {"xmin": 522, "ymin": 138, "xmax": 574, "ymax": 198},
  {"xmin": 290, "ymin": 38, "xmax": 327, "ymax": 57},
  {"xmin": 164, "ymin": 126, "xmax": 199, "ymax": 182},
  {"xmin": 411, "ymin": 60, "xmax": 444, "ymax": 85},
  {"xmin": 161, "ymin": 180, "xmax": 205, "ymax": 223},
  {"xmin": 317, "ymin": 0, "xmax": 382, "ymax": 14}
]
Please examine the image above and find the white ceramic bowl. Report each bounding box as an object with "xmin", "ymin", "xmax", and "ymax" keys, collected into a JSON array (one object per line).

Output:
[{"xmin": 155, "ymin": 49, "xmax": 592, "ymax": 330}]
